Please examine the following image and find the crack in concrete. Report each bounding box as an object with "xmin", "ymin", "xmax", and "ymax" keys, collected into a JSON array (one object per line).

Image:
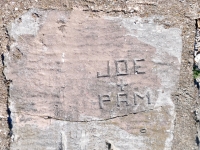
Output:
[{"xmin": 12, "ymin": 108, "xmax": 158, "ymax": 123}]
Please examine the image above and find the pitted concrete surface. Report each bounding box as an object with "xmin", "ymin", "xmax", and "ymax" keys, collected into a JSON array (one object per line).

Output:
[{"xmin": 4, "ymin": 8, "xmax": 182, "ymax": 150}]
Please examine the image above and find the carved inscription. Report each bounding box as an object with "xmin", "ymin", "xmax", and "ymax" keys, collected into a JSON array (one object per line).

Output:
[
  {"xmin": 117, "ymin": 93, "xmax": 129, "ymax": 107},
  {"xmin": 97, "ymin": 59, "xmax": 151, "ymax": 109},
  {"xmin": 97, "ymin": 59, "xmax": 146, "ymax": 78},
  {"xmin": 117, "ymin": 79, "xmax": 129, "ymax": 107},
  {"xmin": 99, "ymin": 94, "xmax": 111, "ymax": 109},
  {"xmin": 134, "ymin": 91, "xmax": 151, "ymax": 105},
  {"xmin": 117, "ymin": 79, "xmax": 128, "ymax": 91},
  {"xmin": 97, "ymin": 61, "xmax": 110, "ymax": 78},
  {"xmin": 134, "ymin": 59, "xmax": 145, "ymax": 74},
  {"xmin": 115, "ymin": 60, "xmax": 128, "ymax": 76}
]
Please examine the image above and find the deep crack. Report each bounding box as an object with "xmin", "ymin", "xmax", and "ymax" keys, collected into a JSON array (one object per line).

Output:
[
  {"xmin": 11, "ymin": 108, "xmax": 159, "ymax": 123},
  {"xmin": 1, "ymin": 49, "xmax": 13, "ymax": 146}
]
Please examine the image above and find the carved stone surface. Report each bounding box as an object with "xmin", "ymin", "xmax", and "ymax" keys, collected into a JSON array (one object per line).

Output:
[{"xmin": 4, "ymin": 8, "xmax": 182, "ymax": 150}]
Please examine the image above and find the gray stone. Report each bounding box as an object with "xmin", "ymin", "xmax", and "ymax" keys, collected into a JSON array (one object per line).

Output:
[{"xmin": 4, "ymin": 8, "xmax": 182, "ymax": 150}]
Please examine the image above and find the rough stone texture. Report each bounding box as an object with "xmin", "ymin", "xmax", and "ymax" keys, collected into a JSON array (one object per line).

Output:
[
  {"xmin": 0, "ymin": 0, "xmax": 199, "ymax": 150},
  {"xmin": 4, "ymin": 8, "xmax": 182, "ymax": 150}
]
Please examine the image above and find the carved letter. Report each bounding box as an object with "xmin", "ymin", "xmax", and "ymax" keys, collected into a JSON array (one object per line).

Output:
[
  {"xmin": 117, "ymin": 93, "xmax": 129, "ymax": 107},
  {"xmin": 117, "ymin": 79, "xmax": 128, "ymax": 91},
  {"xmin": 134, "ymin": 91, "xmax": 151, "ymax": 105},
  {"xmin": 99, "ymin": 94, "xmax": 111, "ymax": 109},
  {"xmin": 134, "ymin": 59, "xmax": 145, "ymax": 74},
  {"xmin": 97, "ymin": 61, "xmax": 110, "ymax": 78},
  {"xmin": 115, "ymin": 60, "xmax": 128, "ymax": 76}
]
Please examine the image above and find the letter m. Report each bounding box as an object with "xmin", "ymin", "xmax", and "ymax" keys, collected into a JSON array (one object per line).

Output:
[{"xmin": 133, "ymin": 91, "xmax": 151, "ymax": 105}]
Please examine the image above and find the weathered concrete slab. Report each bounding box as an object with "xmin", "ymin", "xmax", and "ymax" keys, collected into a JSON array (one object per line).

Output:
[{"xmin": 4, "ymin": 8, "xmax": 182, "ymax": 150}]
